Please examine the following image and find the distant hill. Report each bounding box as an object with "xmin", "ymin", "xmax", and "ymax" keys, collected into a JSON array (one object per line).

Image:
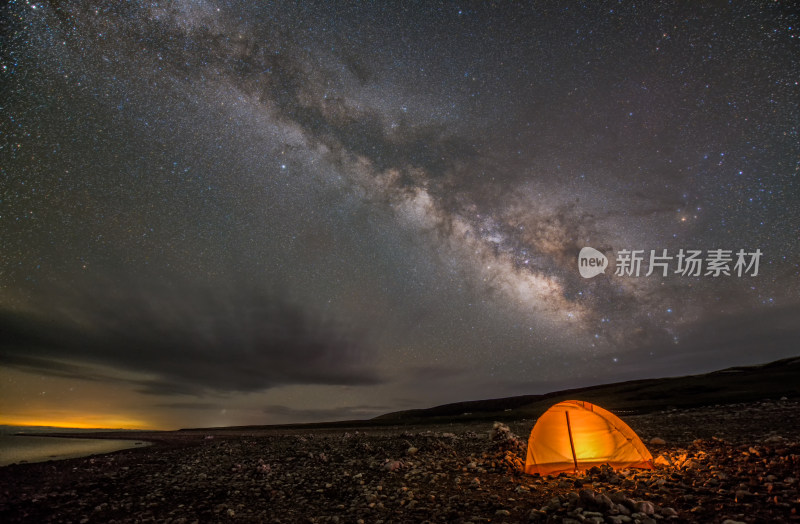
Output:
[
  {"xmin": 181, "ymin": 356, "xmax": 800, "ymax": 432},
  {"xmin": 371, "ymin": 356, "xmax": 800, "ymax": 424}
]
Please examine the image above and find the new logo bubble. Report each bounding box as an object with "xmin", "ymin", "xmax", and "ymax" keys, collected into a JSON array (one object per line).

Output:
[{"xmin": 578, "ymin": 247, "xmax": 608, "ymax": 278}]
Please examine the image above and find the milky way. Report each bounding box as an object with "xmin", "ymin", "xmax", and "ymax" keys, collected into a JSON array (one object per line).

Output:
[{"xmin": 1, "ymin": 1, "xmax": 798, "ymax": 428}]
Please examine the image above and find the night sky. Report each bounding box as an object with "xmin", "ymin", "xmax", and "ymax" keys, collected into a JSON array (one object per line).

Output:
[{"xmin": 1, "ymin": 1, "xmax": 798, "ymax": 430}]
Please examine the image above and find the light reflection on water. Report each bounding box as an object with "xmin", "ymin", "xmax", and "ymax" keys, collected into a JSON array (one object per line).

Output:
[{"xmin": 0, "ymin": 426, "xmax": 150, "ymax": 466}]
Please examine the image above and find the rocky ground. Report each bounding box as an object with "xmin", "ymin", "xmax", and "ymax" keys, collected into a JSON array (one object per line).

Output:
[{"xmin": 1, "ymin": 399, "xmax": 799, "ymax": 523}]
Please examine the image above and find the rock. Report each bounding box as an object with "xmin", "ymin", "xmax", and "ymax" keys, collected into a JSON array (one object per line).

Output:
[
  {"xmin": 609, "ymin": 491, "xmax": 629, "ymax": 505},
  {"xmin": 633, "ymin": 500, "xmax": 655, "ymax": 515},
  {"xmin": 653, "ymin": 455, "xmax": 671, "ymax": 467},
  {"xmin": 578, "ymin": 488, "xmax": 597, "ymax": 506},
  {"xmin": 495, "ymin": 509, "xmax": 510, "ymax": 516},
  {"xmin": 661, "ymin": 507, "xmax": 678, "ymax": 517},
  {"xmin": 383, "ymin": 460, "xmax": 403, "ymax": 471},
  {"xmin": 682, "ymin": 459, "xmax": 700, "ymax": 469},
  {"xmin": 649, "ymin": 437, "xmax": 666, "ymax": 445},
  {"xmin": 489, "ymin": 422, "xmax": 520, "ymax": 450},
  {"xmin": 596, "ymin": 493, "xmax": 614, "ymax": 511},
  {"xmin": 406, "ymin": 447, "xmax": 418, "ymax": 455},
  {"xmin": 545, "ymin": 497, "xmax": 561, "ymax": 511}
]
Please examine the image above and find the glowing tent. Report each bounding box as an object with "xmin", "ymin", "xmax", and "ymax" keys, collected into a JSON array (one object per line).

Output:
[{"xmin": 524, "ymin": 400, "xmax": 654, "ymax": 475}]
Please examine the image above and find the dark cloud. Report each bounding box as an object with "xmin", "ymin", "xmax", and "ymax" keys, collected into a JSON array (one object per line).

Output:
[
  {"xmin": 0, "ymin": 282, "xmax": 382, "ymax": 396},
  {"xmin": 0, "ymin": 354, "xmax": 111, "ymax": 384},
  {"xmin": 153, "ymin": 402, "xmax": 221, "ymax": 411}
]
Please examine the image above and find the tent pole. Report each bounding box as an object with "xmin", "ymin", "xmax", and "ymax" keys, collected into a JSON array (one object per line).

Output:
[{"xmin": 565, "ymin": 411, "xmax": 578, "ymax": 473}]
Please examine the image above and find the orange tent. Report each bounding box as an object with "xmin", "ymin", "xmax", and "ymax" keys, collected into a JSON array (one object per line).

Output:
[{"xmin": 524, "ymin": 400, "xmax": 654, "ymax": 475}]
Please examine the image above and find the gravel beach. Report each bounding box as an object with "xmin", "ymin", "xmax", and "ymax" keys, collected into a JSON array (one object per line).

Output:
[{"xmin": 1, "ymin": 399, "xmax": 799, "ymax": 523}]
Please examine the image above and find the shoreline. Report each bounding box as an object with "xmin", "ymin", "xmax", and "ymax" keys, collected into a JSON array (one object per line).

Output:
[{"xmin": 0, "ymin": 433, "xmax": 157, "ymax": 468}]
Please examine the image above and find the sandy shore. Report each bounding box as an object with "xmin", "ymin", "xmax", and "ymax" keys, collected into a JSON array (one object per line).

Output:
[{"xmin": 1, "ymin": 399, "xmax": 799, "ymax": 523}]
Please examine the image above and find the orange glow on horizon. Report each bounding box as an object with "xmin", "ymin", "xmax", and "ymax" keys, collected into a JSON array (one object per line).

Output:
[{"xmin": 0, "ymin": 415, "xmax": 154, "ymax": 430}]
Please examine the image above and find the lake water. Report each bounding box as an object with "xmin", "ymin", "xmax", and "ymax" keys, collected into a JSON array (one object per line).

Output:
[{"xmin": 0, "ymin": 426, "xmax": 151, "ymax": 466}]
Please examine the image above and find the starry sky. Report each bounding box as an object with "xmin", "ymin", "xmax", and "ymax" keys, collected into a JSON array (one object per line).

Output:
[{"xmin": 1, "ymin": 1, "xmax": 799, "ymax": 430}]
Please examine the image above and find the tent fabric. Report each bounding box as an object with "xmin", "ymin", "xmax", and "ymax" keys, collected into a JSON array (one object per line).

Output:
[{"xmin": 524, "ymin": 400, "xmax": 654, "ymax": 475}]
